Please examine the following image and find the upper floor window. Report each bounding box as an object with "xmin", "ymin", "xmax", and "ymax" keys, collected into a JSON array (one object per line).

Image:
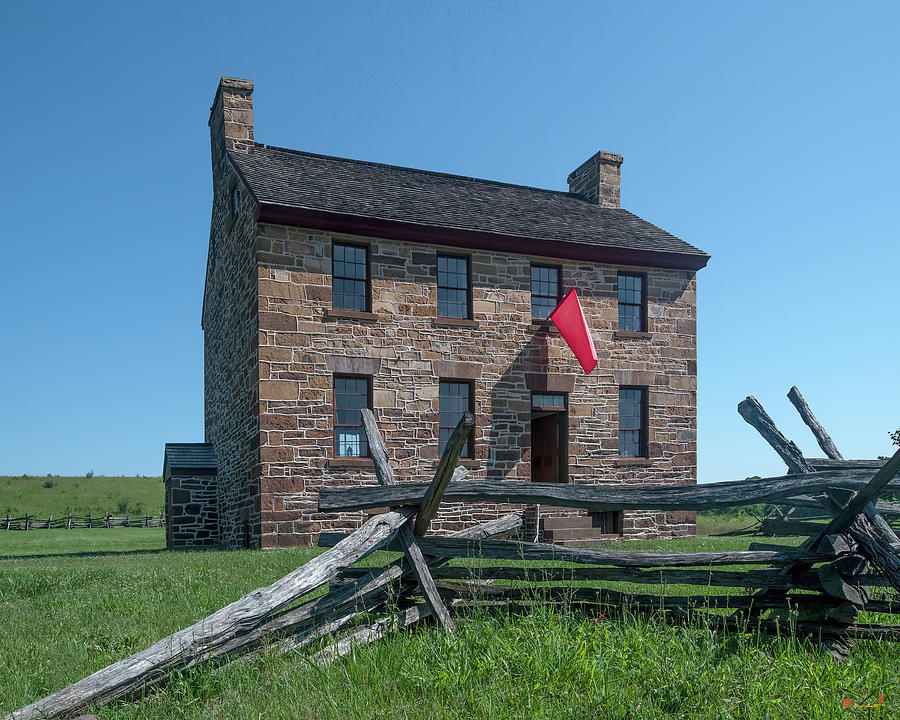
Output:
[
  {"xmin": 618, "ymin": 386, "xmax": 647, "ymax": 457},
  {"xmin": 617, "ymin": 272, "xmax": 646, "ymax": 332},
  {"xmin": 333, "ymin": 243, "xmax": 369, "ymax": 311},
  {"xmin": 531, "ymin": 265, "xmax": 561, "ymax": 320},
  {"xmin": 439, "ymin": 380, "xmax": 474, "ymax": 458},
  {"xmin": 334, "ymin": 375, "xmax": 370, "ymax": 457},
  {"xmin": 437, "ymin": 255, "xmax": 471, "ymax": 319}
]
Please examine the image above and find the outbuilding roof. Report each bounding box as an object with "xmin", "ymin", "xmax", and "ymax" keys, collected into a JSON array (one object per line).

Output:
[
  {"xmin": 228, "ymin": 145, "xmax": 709, "ymax": 271},
  {"xmin": 163, "ymin": 443, "xmax": 218, "ymax": 476}
]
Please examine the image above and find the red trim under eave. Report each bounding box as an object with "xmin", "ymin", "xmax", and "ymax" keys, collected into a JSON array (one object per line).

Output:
[{"xmin": 255, "ymin": 203, "xmax": 710, "ymax": 272}]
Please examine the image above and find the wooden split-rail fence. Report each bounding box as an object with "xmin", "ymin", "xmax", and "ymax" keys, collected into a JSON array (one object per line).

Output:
[
  {"xmin": 2, "ymin": 514, "xmax": 165, "ymax": 531},
  {"xmin": 7, "ymin": 393, "xmax": 900, "ymax": 719}
]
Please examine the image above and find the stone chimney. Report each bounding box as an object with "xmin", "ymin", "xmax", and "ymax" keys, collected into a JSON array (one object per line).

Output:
[
  {"xmin": 566, "ymin": 150, "xmax": 623, "ymax": 207},
  {"xmin": 209, "ymin": 76, "xmax": 254, "ymax": 154}
]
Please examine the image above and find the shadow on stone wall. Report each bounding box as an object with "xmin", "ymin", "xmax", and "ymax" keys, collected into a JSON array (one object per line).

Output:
[{"xmin": 483, "ymin": 325, "xmax": 551, "ymax": 481}]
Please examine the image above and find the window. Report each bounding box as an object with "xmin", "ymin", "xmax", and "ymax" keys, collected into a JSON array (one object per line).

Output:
[
  {"xmin": 437, "ymin": 255, "xmax": 470, "ymax": 318},
  {"xmin": 617, "ymin": 273, "xmax": 646, "ymax": 332},
  {"xmin": 439, "ymin": 380, "xmax": 474, "ymax": 458},
  {"xmin": 531, "ymin": 265, "xmax": 561, "ymax": 320},
  {"xmin": 591, "ymin": 510, "xmax": 623, "ymax": 535},
  {"xmin": 332, "ymin": 243, "xmax": 369, "ymax": 311},
  {"xmin": 334, "ymin": 376, "xmax": 370, "ymax": 457},
  {"xmin": 618, "ymin": 387, "xmax": 647, "ymax": 457},
  {"xmin": 532, "ymin": 393, "xmax": 566, "ymax": 411}
]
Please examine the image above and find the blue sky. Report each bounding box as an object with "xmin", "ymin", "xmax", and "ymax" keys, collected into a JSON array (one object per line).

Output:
[{"xmin": 0, "ymin": 1, "xmax": 897, "ymax": 481}]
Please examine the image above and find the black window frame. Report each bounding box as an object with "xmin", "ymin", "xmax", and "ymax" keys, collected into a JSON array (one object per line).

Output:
[
  {"xmin": 439, "ymin": 379, "xmax": 475, "ymax": 459},
  {"xmin": 333, "ymin": 374, "xmax": 372, "ymax": 458},
  {"xmin": 530, "ymin": 264, "xmax": 562, "ymax": 321},
  {"xmin": 617, "ymin": 272, "xmax": 647, "ymax": 332},
  {"xmin": 332, "ymin": 241, "xmax": 371, "ymax": 312},
  {"xmin": 436, "ymin": 253, "xmax": 472, "ymax": 319},
  {"xmin": 618, "ymin": 386, "xmax": 648, "ymax": 458}
]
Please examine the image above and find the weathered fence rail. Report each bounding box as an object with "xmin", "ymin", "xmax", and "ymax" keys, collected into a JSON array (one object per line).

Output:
[
  {"xmin": 1, "ymin": 514, "xmax": 165, "ymax": 530},
  {"xmin": 318, "ymin": 471, "xmax": 900, "ymax": 513},
  {"xmin": 6, "ymin": 390, "xmax": 899, "ymax": 719}
]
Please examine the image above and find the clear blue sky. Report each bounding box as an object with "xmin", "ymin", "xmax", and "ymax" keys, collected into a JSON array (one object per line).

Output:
[{"xmin": 1, "ymin": 1, "xmax": 897, "ymax": 481}]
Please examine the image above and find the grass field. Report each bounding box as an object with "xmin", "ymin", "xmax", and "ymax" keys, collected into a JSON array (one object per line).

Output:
[
  {"xmin": 695, "ymin": 512, "xmax": 760, "ymax": 536},
  {"xmin": 0, "ymin": 475, "xmax": 164, "ymax": 517},
  {"xmin": 1, "ymin": 528, "xmax": 897, "ymax": 719}
]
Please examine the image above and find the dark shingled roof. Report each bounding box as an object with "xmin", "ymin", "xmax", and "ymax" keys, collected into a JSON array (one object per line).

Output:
[
  {"xmin": 164, "ymin": 443, "xmax": 217, "ymax": 475},
  {"xmin": 229, "ymin": 145, "xmax": 709, "ymax": 262}
]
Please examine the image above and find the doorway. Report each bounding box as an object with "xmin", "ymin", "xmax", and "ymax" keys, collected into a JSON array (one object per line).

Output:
[{"xmin": 531, "ymin": 393, "xmax": 568, "ymax": 483}]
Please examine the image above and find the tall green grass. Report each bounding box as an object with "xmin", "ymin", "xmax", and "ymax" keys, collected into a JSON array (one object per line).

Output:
[
  {"xmin": 1, "ymin": 528, "xmax": 897, "ymax": 719},
  {"xmin": 0, "ymin": 474, "xmax": 164, "ymax": 517}
]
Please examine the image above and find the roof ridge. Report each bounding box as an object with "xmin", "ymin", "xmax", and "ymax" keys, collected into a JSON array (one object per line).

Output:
[{"xmin": 252, "ymin": 143, "xmax": 603, "ymax": 204}]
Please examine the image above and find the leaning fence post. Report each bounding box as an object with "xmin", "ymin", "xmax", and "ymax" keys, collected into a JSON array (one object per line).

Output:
[
  {"xmin": 787, "ymin": 386, "xmax": 843, "ymax": 460},
  {"xmin": 360, "ymin": 408, "xmax": 465, "ymax": 632},
  {"xmin": 66, "ymin": 514, "xmax": 72, "ymax": 530},
  {"xmin": 738, "ymin": 396, "xmax": 814, "ymax": 474}
]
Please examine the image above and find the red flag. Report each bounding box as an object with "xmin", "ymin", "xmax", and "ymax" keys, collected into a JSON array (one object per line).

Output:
[{"xmin": 549, "ymin": 288, "xmax": 598, "ymax": 375}]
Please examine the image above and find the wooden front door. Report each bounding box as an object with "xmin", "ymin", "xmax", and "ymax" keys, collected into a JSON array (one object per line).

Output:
[{"xmin": 531, "ymin": 411, "xmax": 565, "ymax": 483}]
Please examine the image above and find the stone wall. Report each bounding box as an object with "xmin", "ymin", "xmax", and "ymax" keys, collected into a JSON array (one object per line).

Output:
[
  {"xmin": 203, "ymin": 79, "xmax": 261, "ymax": 548},
  {"xmin": 165, "ymin": 473, "xmax": 218, "ymax": 547},
  {"xmin": 252, "ymin": 226, "xmax": 698, "ymax": 547}
]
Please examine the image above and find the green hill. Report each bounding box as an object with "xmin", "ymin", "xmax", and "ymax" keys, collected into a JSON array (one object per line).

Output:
[{"xmin": 0, "ymin": 475, "xmax": 164, "ymax": 518}]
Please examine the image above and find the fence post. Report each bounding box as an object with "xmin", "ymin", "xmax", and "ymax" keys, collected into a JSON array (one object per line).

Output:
[
  {"xmin": 105, "ymin": 513, "xmax": 110, "ymax": 529},
  {"xmin": 67, "ymin": 514, "xmax": 72, "ymax": 530},
  {"xmin": 87, "ymin": 513, "xmax": 92, "ymax": 529},
  {"xmin": 45, "ymin": 515, "xmax": 52, "ymax": 529},
  {"xmin": 4, "ymin": 514, "xmax": 9, "ymax": 531},
  {"xmin": 24, "ymin": 514, "xmax": 30, "ymax": 531}
]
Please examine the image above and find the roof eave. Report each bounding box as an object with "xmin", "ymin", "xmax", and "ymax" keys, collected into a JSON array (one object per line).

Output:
[{"xmin": 255, "ymin": 203, "xmax": 710, "ymax": 272}]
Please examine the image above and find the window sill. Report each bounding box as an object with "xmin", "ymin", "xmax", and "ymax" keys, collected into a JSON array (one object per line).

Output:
[
  {"xmin": 613, "ymin": 330, "xmax": 651, "ymax": 341},
  {"xmin": 432, "ymin": 317, "xmax": 478, "ymax": 329},
  {"xmin": 328, "ymin": 457, "xmax": 375, "ymax": 468},
  {"xmin": 325, "ymin": 308, "xmax": 378, "ymax": 322},
  {"xmin": 614, "ymin": 457, "xmax": 653, "ymax": 467},
  {"xmin": 530, "ymin": 319, "xmax": 554, "ymax": 330}
]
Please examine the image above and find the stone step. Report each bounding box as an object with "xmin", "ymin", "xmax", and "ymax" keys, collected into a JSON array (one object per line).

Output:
[{"xmin": 540, "ymin": 516, "xmax": 594, "ymax": 530}]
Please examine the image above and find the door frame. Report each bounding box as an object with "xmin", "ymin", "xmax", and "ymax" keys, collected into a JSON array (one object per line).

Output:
[{"xmin": 530, "ymin": 392, "xmax": 569, "ymax": 483}]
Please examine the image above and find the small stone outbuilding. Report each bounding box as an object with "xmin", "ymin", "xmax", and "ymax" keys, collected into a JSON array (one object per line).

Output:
[{"xmin": 163, "ymin": 443, "xmax": 218, "ymax": 547}]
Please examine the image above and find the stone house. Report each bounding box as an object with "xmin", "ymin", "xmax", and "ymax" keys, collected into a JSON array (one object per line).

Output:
[{"xmin": 164, "ymin": 76, "xmax": 709, "ymax": 549}]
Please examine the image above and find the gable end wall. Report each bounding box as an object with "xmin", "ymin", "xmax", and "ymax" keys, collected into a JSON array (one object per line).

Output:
[{"xmin": 203, "ymin": 122, "xmax": 261, "ymax": 547}]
